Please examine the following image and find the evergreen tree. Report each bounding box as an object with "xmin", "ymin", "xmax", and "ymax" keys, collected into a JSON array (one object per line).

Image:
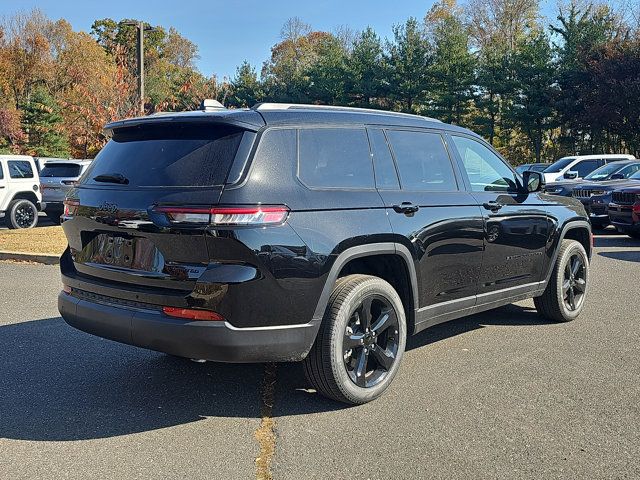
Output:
[
  {"xmin": 20, "ymin": 86, "xmax": 69, "ymax": 157},
  {"xmin": 229, "ymin": 61, "xmax": 262, "ymax": 107},
  {"xmin": 347, "ymin": 27, "xmax": 386, "ymax": 107},
  {"xmin": 386, "ymin": 18, "xmax": 431, "ymax": 113},
  {"xmin": 509, "ymin": 31, "xmax": 557, "ymax": 162},
  {"xmin": 425, "ymin": 1, "xmax": 476, "ymax": 124}
]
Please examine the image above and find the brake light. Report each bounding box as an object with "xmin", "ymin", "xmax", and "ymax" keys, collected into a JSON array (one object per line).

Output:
[
  {"xmin": 63, "ymin": 199, "xmax": 79, "ymax": 217},
  {"xmin": 162, "ymin": 306, "xmax": 224, "ymax": 321},
  {"xmin": 633, "ymin": 203, "xmax": 640, "ymax": 214},
  {"xmin": 153, "ymin": 205, "xmax": 290, "ymax": 226}
]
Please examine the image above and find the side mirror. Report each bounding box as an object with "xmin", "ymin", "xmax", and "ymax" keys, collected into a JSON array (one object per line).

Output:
[
  {"xmin": 609, "ymin": 173, "xmax": 624, "ymax": 180},
  {"xmin": 564, "ymin": 170, "xmax": 578, "ymax": 180},
  {"xmin": 523, "ymin": 171, "xmax": 544, "ymax": 193}
]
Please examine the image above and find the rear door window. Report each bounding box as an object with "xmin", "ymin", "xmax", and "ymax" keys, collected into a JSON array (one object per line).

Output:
[
  {"xmin": 40, "ymin": 164, "xmax": 83, "ymax": 178},
  {"xmin": 8, "ymin": 160, "xmax": 34, "ymax": 179},
  {"xmin": 81, "ymin": 124, "xmax": 244, "ymax": 187},
  {"xmin": 574, "ymin": 160, "xmax": 602, "ymax": 177},
  {"xmin": 386, "ymin": 130, "xmax": 458, "ymax": 191},
  {"xmin": 298, "ymin": 128, "xmax": 374, "ymax": 189}
]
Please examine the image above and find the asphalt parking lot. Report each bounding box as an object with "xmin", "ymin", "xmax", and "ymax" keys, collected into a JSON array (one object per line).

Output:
[{"xmin": 1, "ymin": 230, "xmax": 639, "ymax": 479}]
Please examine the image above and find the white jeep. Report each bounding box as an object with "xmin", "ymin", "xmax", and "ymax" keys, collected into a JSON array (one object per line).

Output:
[{"xmin": 0, "ymin": 155, "xmax": 42, "ymax": 229}]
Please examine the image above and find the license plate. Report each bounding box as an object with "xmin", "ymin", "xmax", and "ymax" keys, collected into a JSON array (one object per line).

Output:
[{"xmin": 79, "ymin": 234, "xmax": 162, "ymax": 271}]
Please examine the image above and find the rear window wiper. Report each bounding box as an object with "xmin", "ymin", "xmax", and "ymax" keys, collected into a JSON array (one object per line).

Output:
[{"xmin": 93, "ymin": 173, "xmax": 130, "ymax": 185}]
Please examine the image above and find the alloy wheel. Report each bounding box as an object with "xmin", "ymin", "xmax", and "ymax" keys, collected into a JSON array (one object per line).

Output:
[
  {"xmin": 343, "ymin": 294, "xmax": 400, "ymax": 388},
  {"xmin": 15, "ymin": 203, "xmax": 36, "ymax": 228},
  {"xmin": 562, "ymin": 253, "xmax": 586, "ymax": 311}
]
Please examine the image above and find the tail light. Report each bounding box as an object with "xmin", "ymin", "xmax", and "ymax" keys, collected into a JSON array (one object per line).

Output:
[
  {"xmin": 162, "ymin": 306, "xmax": 224, "ymax": 321},
  {"xmin": 40, "ymin": 183, "xmax": 46, "ymax": 192},
  {"xmin": 63, "ymin": 199, "xmax": 79, "ymax": 217},
  {"xmin": 153, "ymin": 205, "xmax": 290, "ymax": 226}
]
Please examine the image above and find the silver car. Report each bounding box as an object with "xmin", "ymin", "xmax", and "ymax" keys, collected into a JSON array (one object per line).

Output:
[{"xmin": 40, "ymin": 160, "xmax": 91, "ymax": 223}]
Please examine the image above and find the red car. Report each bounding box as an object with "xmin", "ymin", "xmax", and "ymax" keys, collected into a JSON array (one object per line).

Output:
[{"xmin": 609, "ymin": 186, "xmax": 640, "ymax": 239}]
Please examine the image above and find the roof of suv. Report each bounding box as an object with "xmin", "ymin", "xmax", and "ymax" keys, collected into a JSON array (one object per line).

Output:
[{"xmin": 104, "ymin": 103, "xmax": 477, "ymax": 138}]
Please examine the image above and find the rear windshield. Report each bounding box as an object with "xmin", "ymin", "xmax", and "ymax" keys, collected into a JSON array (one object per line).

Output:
[
  {"xmin": 81, "ymin": 124, "xmax": 244, "ymax": 187},
  {"xmin": 544, "ymin": 157, "xmax": 575, "ymax": 173},
  {"xmin": 40, "ymin": 163, "xmax": 83, "ymax": 178}
]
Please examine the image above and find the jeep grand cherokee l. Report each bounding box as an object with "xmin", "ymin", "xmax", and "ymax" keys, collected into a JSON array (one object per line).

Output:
[
  {"xmin": 609, "ymin": 186, "xmax": 640, "ymax": 239},
  {"xmin": 58, "ymin": 103, "xmax": 592, "ymax": 405}
]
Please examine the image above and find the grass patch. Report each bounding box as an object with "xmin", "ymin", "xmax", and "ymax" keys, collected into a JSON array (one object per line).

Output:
[{"xmin": 0, "ymin": 226, "xmax": 67, "ymax": 255}]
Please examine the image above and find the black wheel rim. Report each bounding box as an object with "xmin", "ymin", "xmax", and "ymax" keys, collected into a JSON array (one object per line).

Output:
[
  {"xmin": 15, "ymin": 204, "xmax": 36, "ymax": 228},
  {"xmin": 562, "ymin": 253, "xmax": 586, "ymax": 311},
  {"xmin": 343, "ymin": 294, "xmax": 400, "ymax": 388}
]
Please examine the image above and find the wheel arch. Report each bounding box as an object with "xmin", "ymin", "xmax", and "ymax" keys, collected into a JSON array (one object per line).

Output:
[
  {"xmin": 544, "ymin": 220, "xmax": 592, "ymax": 284},
  {"xmin": 311, "ymin": 243, "xmax": 419, "ymax": 334},
  {"xmin": 10, "ymin": 191, "xmax": 40, "ymax": 206}
]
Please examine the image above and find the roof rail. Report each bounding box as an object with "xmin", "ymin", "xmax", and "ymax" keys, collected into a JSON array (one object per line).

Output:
[{"xmin": 251, "ymin": 103, "xmax": 441, "ymax": 122}]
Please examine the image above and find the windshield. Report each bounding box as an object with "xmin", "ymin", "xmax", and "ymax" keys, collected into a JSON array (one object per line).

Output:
[
  {"xmin": 544, "ymin": 157, "xmax": 575, "ymax": 173},
  {"xmin": 81, "ymin": 124, "xmax": 244, "ymax": 187},
  {"xmin": 40, "ymin": 164, "xmax": 83, "ymax": 178},
  {"xmin": 584, "ymin": 163, "xmax": 624, "ymax": 181}
]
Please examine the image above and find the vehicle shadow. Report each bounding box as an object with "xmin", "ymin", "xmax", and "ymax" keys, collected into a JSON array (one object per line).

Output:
[
  {"xmin": 593, "ymin": 231, "xmax": 640, "ymax": 248},
  {"xmin": 0, "ymin": 304, "xmax": 550, "ymax": 441},
  {"xmin": 274, "ymin": 303, "xmax": 550, "ymax": 414},
  {"xmin": 598, "ymin": 251, "xmax": 640, "ymax": 263}
]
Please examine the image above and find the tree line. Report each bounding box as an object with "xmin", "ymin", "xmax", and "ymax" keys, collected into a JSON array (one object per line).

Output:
[{"xmin": 1, "ymin": 0, "xmax": 639, "ymax": 164}]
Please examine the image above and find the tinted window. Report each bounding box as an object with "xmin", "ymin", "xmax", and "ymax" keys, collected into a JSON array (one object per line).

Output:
[
  {"xmin": 8, "ymin": 160, "xmax": 34, "ymax": 179},
  {"xmin": 368, "ymin": 129, "xmax": 399, "ymax": 189},
  {"xmin": 40, "ymin": 163, "xmax": 83, "ymax": 178},
  {"xmin": 0, "ymin": 164, "xmax": 3, "ymax": 180},
  {"xmin": 82, "ymin": 125, "xmax": 243, "ymax": 187},
  {"xmin": 544, "ymin": 157, "xmax": 575, "ymax": 173},
  {"xmin": 298, "ymin": 128, "xmax": 374, "ymax": 189},
  {"xmin": 618, "ymin": 163, "xmax": 640, "ymax": 178},
  {"xmin": 574, "ymin": 160, "xmax": 601, "ymax": 177},
  {"xmin": 451, "ymin": 136, "xmax": 517, "ymax": 192},
  {"xmin": 386, "ymin": 130, "xmax": 457, "ymax": 191}
]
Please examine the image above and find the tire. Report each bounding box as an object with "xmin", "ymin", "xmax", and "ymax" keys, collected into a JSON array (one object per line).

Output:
[
  {"xmin": 534, "ymin": 239, "xmax": 589, "ymax": 322},
  {"xmin": 6, "ymin": 199, "xmax": 38, "ymax": 229},
  {"xmin": 303, "ymin": 274, "xmax": 407, "ymax": 405}
]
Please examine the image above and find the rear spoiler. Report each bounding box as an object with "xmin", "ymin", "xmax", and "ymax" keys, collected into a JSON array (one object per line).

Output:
[{"xmin": 103, "ymin": 110, "xmax": 265, "ymax": 138}]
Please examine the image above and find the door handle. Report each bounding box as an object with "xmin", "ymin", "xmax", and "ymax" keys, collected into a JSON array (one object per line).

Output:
[
  {"xmin": 482, "ymin": 201, "xmax": 503, "ymax": 212},
  {"xmin": 392, "ymin": 202, "xmax": 419, "ymax": 215}
]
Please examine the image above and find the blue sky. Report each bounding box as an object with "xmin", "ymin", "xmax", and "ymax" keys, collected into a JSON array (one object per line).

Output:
[{"xmin": 4, "ymin": 0, "xmax": 556, "ymax": 79}]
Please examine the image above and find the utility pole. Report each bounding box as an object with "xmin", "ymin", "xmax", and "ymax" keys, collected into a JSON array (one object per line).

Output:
[
  {"xmin": 123, "ymin": 20, "xmax": 150, "ymax": 116},
  {"xmin": 137, "ymin": 21, "xmax": 144, "ymax": 116}
]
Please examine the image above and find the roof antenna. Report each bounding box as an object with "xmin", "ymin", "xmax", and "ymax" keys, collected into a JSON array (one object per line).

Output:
[{"xmin": 200, "ymin": 99, "xmax": 225, "ymax": 111}]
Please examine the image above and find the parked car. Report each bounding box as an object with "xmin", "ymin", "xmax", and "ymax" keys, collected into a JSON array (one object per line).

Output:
[
  {"xmin": 58, "ymin": 102, "xmax": 592, "ymax": 405},
  {"xmin": 572, "ymin": 163, "xmax": 640, "ymax": 228},
  {"xmin": 40, "ymin": 159, "xmax": 92, "ymax": 223},
  {"xmin": 542, "ymin": 154, "xmax": 635, "ymax": 184},
  {"xmin": 33, "ymin": 157, "xmax": 69, "ymax": 173},
  {"xmin": 608, "ymin": 186, "xmax": 640, "ymax": 239},
  {"xmin": 515, "ymin": 163, "xmax": 551, "ymax": 175},
  {"xmin": 546, "ymin": 159, "xmax": 640, "ymax": 197},
  {"xmin": 0, "ymin": 155, "xmax": 42, "ymax": 229}
]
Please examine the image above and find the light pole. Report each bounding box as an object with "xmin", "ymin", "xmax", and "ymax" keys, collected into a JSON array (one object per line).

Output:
[{"xmin": 122, "ymin": 21, "xmax": 152, "ymax": 116}]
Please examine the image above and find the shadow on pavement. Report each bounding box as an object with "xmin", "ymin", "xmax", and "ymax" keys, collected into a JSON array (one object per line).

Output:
[
  {"xmin": 598, "ymin": 250, "xmax": 640, "ymax": 263},
  {"xmin": 593, "ymin": 234, "xmax": 639, "ymax": 248},
  {"xmin": 0, "ymin": 304, "xmax": 553, "ymax": 440},
  {"xmin": 274, "ymin": 303, "xmax": 551, "ymax": 414},
  {"xmin": 0, "ymin": 317, "xmax": 264, "ymax": 441}
]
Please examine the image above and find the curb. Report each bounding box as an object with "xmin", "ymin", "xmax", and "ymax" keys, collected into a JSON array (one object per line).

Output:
[{"xmin": 0, "ymin": 251, "xmax": 60, "ymax": 265}]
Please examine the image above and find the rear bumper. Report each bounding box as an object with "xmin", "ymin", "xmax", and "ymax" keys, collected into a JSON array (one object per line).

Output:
[{"xmin": 58, "ymin": 291, "xmax": 317, "ymax": 362}]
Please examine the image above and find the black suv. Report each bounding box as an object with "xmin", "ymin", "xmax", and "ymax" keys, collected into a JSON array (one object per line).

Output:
[{"xmin": 58, "ymin": 103, "xmax": 592, "ymax": 404}]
